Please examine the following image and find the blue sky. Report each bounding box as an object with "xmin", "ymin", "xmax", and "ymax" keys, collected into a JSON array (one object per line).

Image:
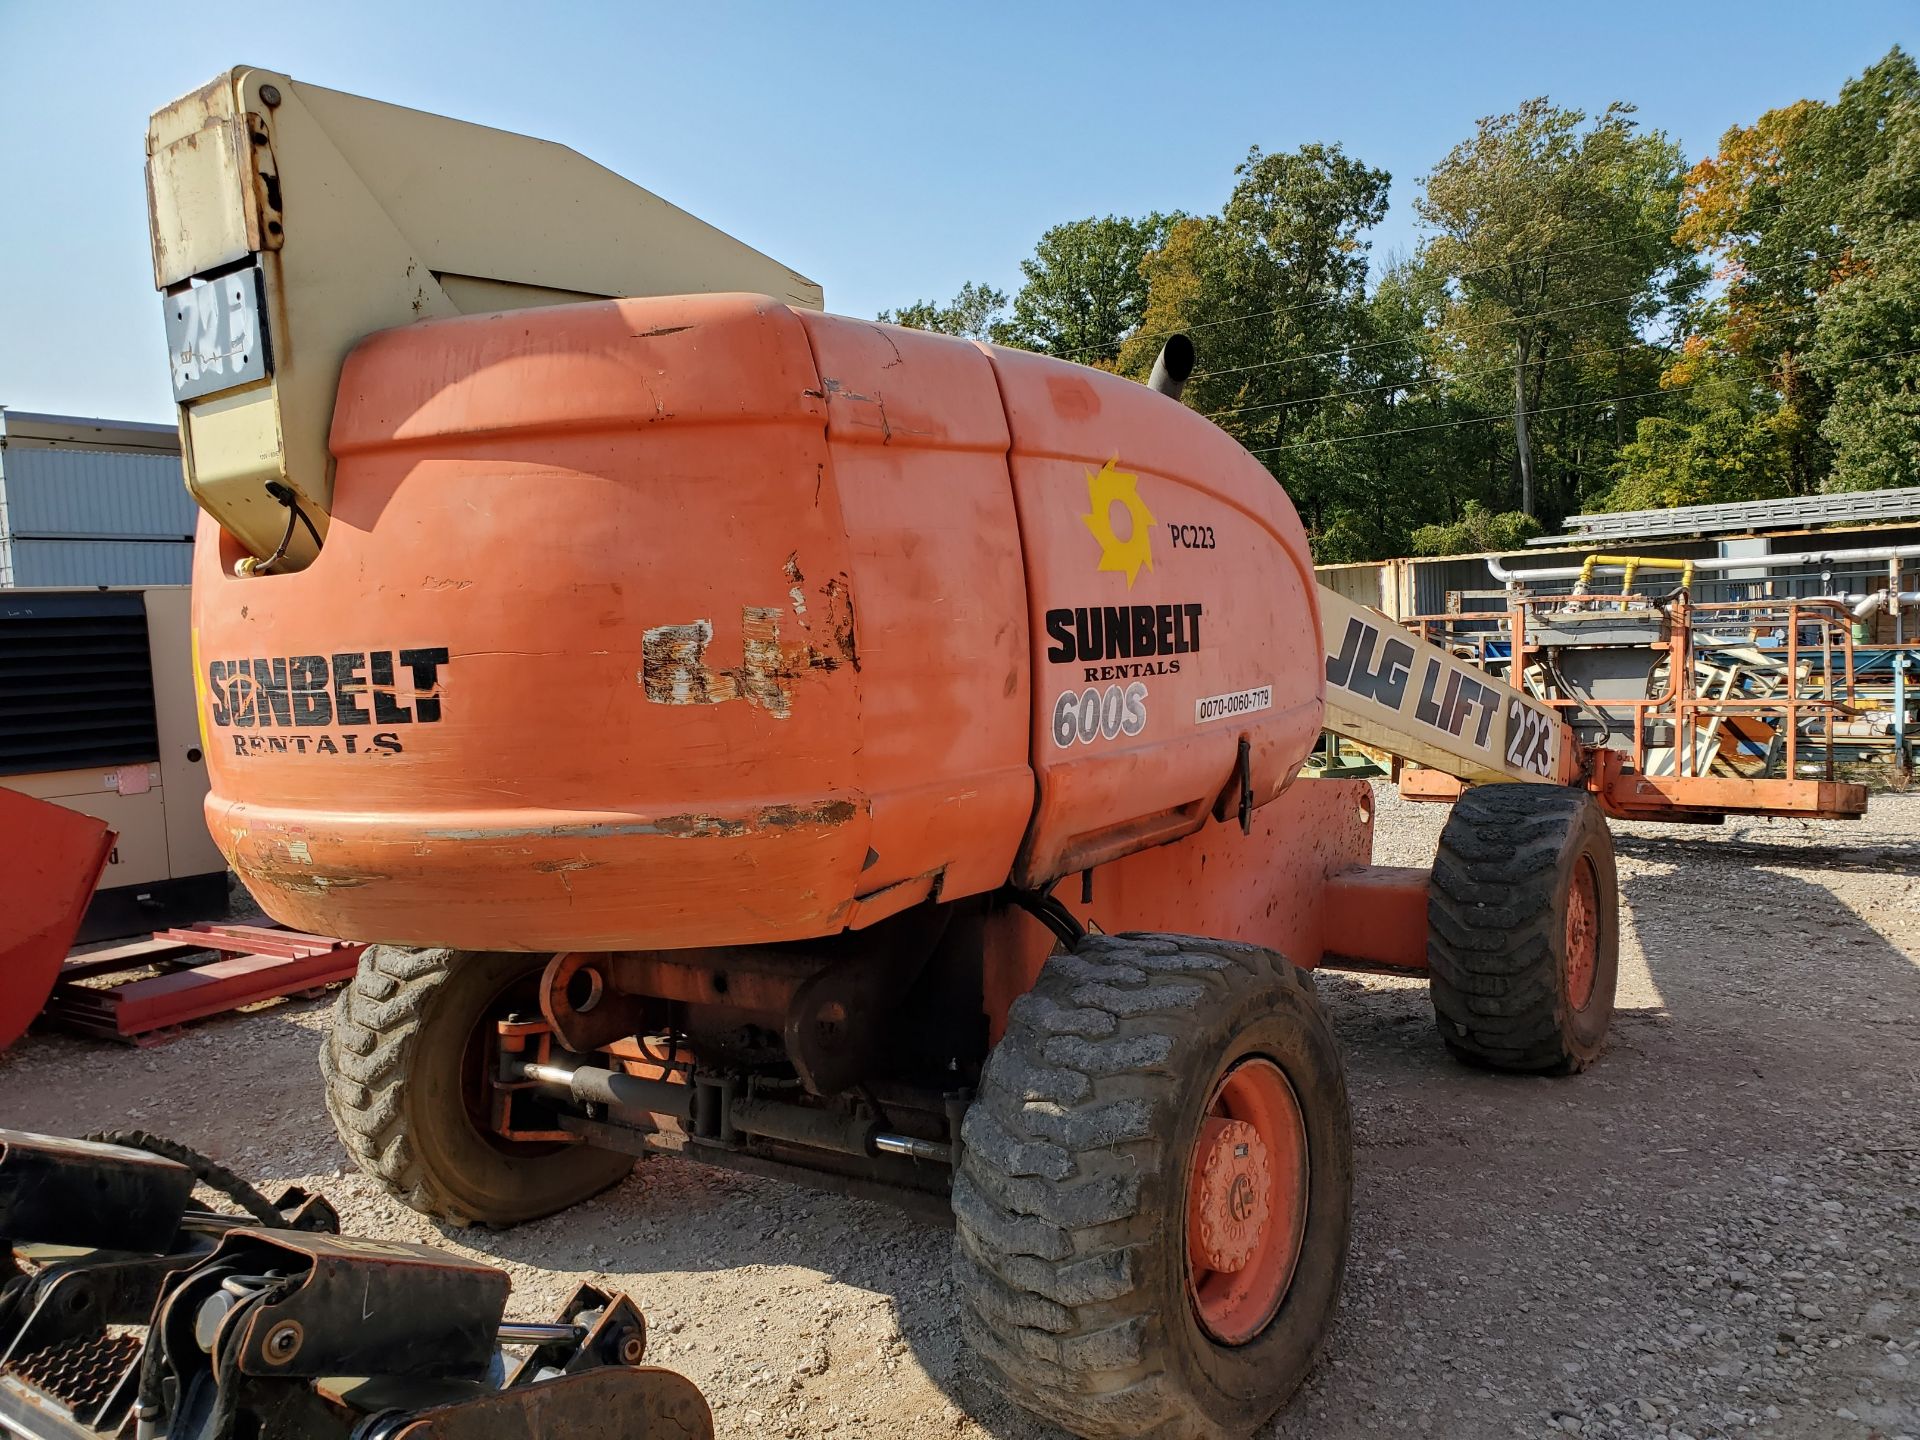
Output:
[{"xmin": 1, "ymin": 0, "xmax": 1911, "ymax": 422}]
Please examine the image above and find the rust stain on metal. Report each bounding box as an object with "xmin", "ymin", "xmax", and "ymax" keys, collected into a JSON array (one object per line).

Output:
[
  {"xmin": 247, "ymin": 860, "xmax": 382, "ymax": 896},
  {"xmin": 423, "ymin": 801, "xmax": 857, "ymax": 846},
  {"xmin": 758, "ymin": 800, "xmax": 858, "ymax": 829},
  {"xmin": 652, "ymin": 813, "xmax": 750, "ymax": 839},
  {"xmin": 640, "ymin": 567, "xmax": 858, "ymax": 717}
]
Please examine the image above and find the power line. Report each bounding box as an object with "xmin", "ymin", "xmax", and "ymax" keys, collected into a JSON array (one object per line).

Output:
[
  {"xmin": 1207, "ymin": 295, "xmax": 1828, "ymax": 424},
  {"xmin": 1242, "ymin": 342, "xmax": 1920, "ymax": 459},
  {"xmin": 1053, "ymin": 230, "xmax": 1669, "ymax": 361},
  {"xmin": 1191, "ymin": 287, "xmax": 1687, "ymax": 382},
  {"xmin": 1187, "ymin": 246, "xmax": 1846, "ymax": 386},
  {"xmin": 1204, "ymin": 329, "xmax": 1680, "ymax": 422}
]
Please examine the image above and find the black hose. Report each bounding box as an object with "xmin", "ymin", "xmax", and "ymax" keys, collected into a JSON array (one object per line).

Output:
[
  {"xmin": 1543, "ymin": 649, "xmax": 1618, "ymax": 747},
  {"xmin": 261, "ymin": 481, "xmax": 324, "ymax": 563},
  {"xmin": 253, "ymin": 504, "xmax": 299, "ymax": 573},
  {"xmin": 83, "ymin": 1129, "xmax": 284, "ymax": 1227}
]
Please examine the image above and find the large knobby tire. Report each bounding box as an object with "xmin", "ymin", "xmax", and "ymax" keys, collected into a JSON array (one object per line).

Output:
[
  {"xmin": 1427, "ymin": 785, "xmax": 1619, "ymax": 1074},
  {"xmin": 954, "ymin": 933, "xmax": 1352, "ymax": 1440},
  {"xmin": 323, "ymin": 946, "xmax": 633, "ymax": 1226}
]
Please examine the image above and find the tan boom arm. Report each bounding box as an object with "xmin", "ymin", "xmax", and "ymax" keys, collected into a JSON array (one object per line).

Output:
[
  {"xmin": 1318, "ymin": 588, "xmax": 1577, "ymax": 786},
  {"xmin": 147, "ymin": 67, "xmax": 822, "ymax": 570}
]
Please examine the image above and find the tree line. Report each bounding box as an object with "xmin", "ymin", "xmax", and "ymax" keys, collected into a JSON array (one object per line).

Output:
[{"xmin": 879, "ymin": 48, "xmax": 1920, "ymax": 561}]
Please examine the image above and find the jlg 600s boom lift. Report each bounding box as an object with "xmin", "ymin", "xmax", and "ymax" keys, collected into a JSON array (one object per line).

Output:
[{"xmin": 147, "ymin": 70, "xmax": 1865, "ymax": 1439}]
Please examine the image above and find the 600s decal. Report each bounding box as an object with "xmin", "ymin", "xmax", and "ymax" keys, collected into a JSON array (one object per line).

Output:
[{"xmin": 1052, "ymin": 682, "xmax": 1149, "ymax": 748}]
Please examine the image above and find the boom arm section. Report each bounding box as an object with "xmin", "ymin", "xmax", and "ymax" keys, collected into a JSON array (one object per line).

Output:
[
  {"xmin": 1318, "ymin": 587, "xmax": 1577, "ymax": 786},
  {"xmin": 147, "ymin": 67, "xmax": 821, "ymax": 570}
]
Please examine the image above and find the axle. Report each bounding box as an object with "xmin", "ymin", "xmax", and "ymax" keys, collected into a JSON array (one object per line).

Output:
[{"xmin": 507, "ymin": 1054, "xmax": 955, "ymax": 1165}]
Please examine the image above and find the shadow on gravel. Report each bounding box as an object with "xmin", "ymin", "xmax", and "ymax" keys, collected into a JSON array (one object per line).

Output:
[
  {"xmin": 1613, "ymin": 831, "xmax": 1920, "ymax": 876},
  {"xmin": 1618, "ymin": 856, "xmax": 1920, "ymax": 1034}
]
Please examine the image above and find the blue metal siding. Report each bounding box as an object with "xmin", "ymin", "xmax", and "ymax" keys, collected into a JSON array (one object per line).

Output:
[
  {"xmin": 2, "ymin": 446, "xmax": 194, "ymax": 539},
  {"xmin": 8, "ymin": 540, "xmax": 193, "ymax": 587}
]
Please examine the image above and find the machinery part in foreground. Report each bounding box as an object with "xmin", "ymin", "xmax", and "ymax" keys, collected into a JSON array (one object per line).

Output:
[
  {"xmin": 0, "ymin": 788, "xmax": 114, "ymax": 1051},
  {"xmin": 81, "ymin": 1127, "xmax": 287, "ymax": 1226},
  {"xmin": 0, "ymin": 1128, "xmax": 711, "ymax": 1440},
  {"xmin": 324, "ymin": 947, "xmax": 635, "ymax": 1225},
  {"xmin": 953, "ymin": 933, "xmax": 1351, "ymax": 1440},
  {"xmin": 1427, "ymin": 786, "xmax": 1620, "ymax": 1074}
]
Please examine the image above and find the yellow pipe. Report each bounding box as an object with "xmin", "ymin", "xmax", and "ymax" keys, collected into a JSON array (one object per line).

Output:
[{"xmin": 1578, "ymin": 554, "xmax": 1695, "ymax": 609}]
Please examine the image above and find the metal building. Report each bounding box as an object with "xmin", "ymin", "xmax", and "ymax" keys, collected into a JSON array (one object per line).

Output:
[{"xmin": 0, "ymin": 411, "xmax": 193, "ymax": 587}]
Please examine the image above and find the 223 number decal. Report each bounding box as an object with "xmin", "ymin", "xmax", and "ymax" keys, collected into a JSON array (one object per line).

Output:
[
  {"xmin": 1052, "ymin": 682, "xmax": 1148, "ymax": 748},
  {"xmin": 1504, "ymin": 699, "xmax": 1555, "ymax": 777}
]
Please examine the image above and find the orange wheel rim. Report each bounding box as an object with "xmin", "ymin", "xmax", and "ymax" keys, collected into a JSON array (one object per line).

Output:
[
  {"xmin": 1185, "ymin": 1057, "xmax": 1308, "ymax": 1346},
  {"xmin": 1565, "ymin": 856, "xmax": 1599, "ymax": 1012}
]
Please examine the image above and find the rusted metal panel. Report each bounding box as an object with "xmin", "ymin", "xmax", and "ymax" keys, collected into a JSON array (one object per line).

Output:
[
  {"xmin": 42, "ymin": 924, "xmax": 363, "ymax": 1044},
  {"xmin": 0, "ymin": 789, "xmax": 113, "ymax": 1049},
  {"xmin": 145, "ymin": 75, "xmax": 259, "ymax": 288}
]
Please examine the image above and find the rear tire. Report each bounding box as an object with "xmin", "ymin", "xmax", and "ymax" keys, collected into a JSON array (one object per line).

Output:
[
  {"xmin": 322, "ymin": 946, "xmax": 633, "ymax": 1226},
  {"xmin": 953, "ymin": 932, "xmax": 1352, "ymax": 1439},
  {"xmin": 1427, "ymin": 785, "xmax": 1619, "ymax": 1074}
]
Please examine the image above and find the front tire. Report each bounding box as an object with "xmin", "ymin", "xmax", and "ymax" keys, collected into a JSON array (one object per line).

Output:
[
  {"xmin": 323, "ymin": 946, "xmax": 633, "ymax": 1226},
  {"xmin": 1427, "ymin": 785, "xmax": 1619, "ymax": 1074},
  {"xmin": 953, "ymin": 932, "xmax": 1352, "ymax": 1439}
]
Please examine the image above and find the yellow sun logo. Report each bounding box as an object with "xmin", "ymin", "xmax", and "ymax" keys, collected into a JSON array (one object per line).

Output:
[{"xmin": 1081, "ymin": 459, "xmax": 1155, "ymax": 589}]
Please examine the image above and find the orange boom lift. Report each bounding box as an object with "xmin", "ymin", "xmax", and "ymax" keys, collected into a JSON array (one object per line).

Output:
[{"xmin": 145, "ymin": 69, "xmax": 1865, "ymax": 1438}]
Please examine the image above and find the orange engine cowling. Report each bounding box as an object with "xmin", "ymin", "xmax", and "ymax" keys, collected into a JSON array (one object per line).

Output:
[{"xmin": 191, "ymin": 294, "xmax": 1324, "ymax": 951}]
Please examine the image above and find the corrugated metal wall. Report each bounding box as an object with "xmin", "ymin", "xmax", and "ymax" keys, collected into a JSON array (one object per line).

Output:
[
  {"xmin": 1317, "ymin": 522, "xmax": 1920, "ymax": 618},
  {"xmin": 2, "ymin": 446, "xmax": 196, "ymax": 538},
  {"xmin": 0, "ymin": 413, "xmax": 193, "ymax": 587},
  {"xmin": 6, "ymin": 540, "xmax": 196, "ymax": 587}
]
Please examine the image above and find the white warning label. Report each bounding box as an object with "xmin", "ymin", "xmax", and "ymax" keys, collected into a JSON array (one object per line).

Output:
[{"xmin": 1195, "ymin": 686, "xmax": 1273, "ymax": 724}]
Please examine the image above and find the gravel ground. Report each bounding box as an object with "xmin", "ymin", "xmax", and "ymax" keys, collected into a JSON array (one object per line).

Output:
[{"xmin": 1, "ymin": 782, "xmax": 1914, "ymax": 1440}]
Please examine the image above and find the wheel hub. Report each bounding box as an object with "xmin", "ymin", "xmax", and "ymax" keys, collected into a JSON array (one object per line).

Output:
[
  {"xmin": 1192, "ymin": 1118, "xmax": 1271, "ymax": 1272},
  {"xmin": 1185, "ymin": 1056, "xmax": 1309, "ymax": 1346},
  {"xmin": 1564, "ymin": 855, "xmax": 1600, "ymax": 1012}
]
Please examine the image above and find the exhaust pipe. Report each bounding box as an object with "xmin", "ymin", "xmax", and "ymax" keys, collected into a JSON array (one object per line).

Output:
[{"xmin": 1147, "ymin": 334, "xmax": 1195, "ymax": 401}]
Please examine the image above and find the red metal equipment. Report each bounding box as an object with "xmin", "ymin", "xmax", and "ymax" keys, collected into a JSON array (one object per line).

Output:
[
  {"xmin": 45, "ymin": 923, "xmax": 365, "ymax": 1044},
  {"xmin": 0, "ymin": 789, "xmax": 114, "ymax": 1049},
  {"xmin": 1399, "ymin": 591, "xmax": 1870, "ymax": 821}
]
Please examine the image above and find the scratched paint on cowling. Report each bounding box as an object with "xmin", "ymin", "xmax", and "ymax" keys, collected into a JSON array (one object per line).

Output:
[
  {"xmin": 420, "ymin": 800, "xmax": 858, "ymax": 843},
  {"xmin": 639, "ymin": 572, "xmax": 857, "ymax": 718},
  {"xmin": 784, "ymin": 552, "xmax": 809, "ymax": 616}
]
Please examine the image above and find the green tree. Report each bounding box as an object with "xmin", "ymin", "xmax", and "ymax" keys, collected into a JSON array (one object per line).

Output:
[
  {"xmin": 1417, "ymin": 99, "xmax": 1698, "ymax": 518},
  {"xmin": 1409, "ymin": 501, "xmax": 1543, "ymax": 556},
  {"xmin": 998, "ymin": 214, "xmax": 1175, "ymax": 366},
  {"xmin": 1666, "ymin": 47, "xmax": 1920, "ymax": 495},
  {"xmin": 1121, "ymin": 144, "xmax": 1390, "ymax": 540},
  {"xmin": 877, "ymin": 281, "xmax": 1009, "ymax": 339},
  {"xmin": 1806, "ymin": 70, "xmax": 1920, "ymax": 491}
]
